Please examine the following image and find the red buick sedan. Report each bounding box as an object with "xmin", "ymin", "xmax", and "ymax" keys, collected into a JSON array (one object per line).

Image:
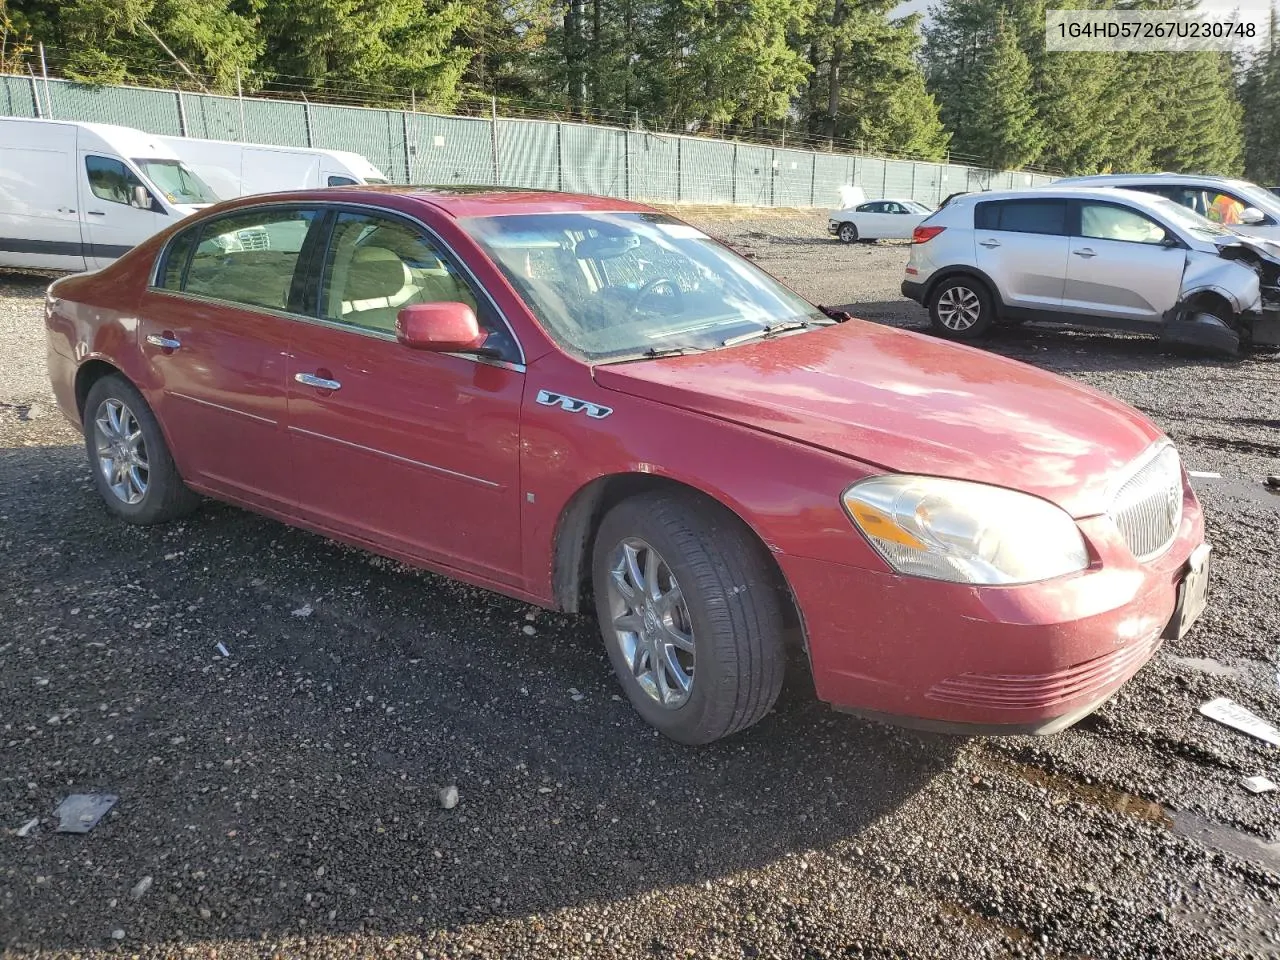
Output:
[{"xmin": 45, "ymin": 187, "xmax": 1209, "ymax": 744}]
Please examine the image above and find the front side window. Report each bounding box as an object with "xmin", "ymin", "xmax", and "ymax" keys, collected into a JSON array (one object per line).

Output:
[
  {"xmin": 1079, "ymin": 203, "xmax": 1168, "ymax": 245},
  {"xmin": 462, "ymin": 211, "xmax": 826, "ymax": 362},
  {"xmin": 974, "ymin": 199, "xmax": 1067, "ymax": 235},
  {"xmin": 184, "ymin": 208, "xmax": 319, "ymax": 311},
  {"xmin": 133, "ymin": 159, "xmax": 218, "ymax": 205},
  {"xmin": 85, "ymin": 156, "xmax": 152, "ymax": 208}
]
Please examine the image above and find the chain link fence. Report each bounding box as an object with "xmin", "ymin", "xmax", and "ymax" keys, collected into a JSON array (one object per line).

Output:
[{"xmin": 1, "ymin": 74, "xmax": 1057, "ymax": 207}]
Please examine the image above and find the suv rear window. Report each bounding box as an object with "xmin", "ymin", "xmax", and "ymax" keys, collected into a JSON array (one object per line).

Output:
[{"xmin": 974, "ymin": 199, "xmax": 1067, "ymax": 236}]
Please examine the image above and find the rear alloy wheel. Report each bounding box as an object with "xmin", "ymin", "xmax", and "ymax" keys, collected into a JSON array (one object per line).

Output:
[
  {"xmin": 591, "ymin": 492, "xmax": 786, "ymax": 744},
  {"xmin": 84, "ymin": 374, "xmax": 200, "ymax": 525},
  {"xmin": 930, "ymin": 277, "xmax": 994, "ymax": 340},
  {"xmin": 838, "ymin": 222, "xmax": 859, "ymax": 243}
]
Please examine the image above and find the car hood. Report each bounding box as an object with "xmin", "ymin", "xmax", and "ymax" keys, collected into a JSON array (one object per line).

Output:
[{"xmin": 592, "ymin": 322, "xmax": 1165, "ymax": 518}]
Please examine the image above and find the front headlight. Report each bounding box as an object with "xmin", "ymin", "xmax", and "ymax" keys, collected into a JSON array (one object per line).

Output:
[{"xmin": 842, "ymin": 476, "xmax": 1088, "ymax": 585}]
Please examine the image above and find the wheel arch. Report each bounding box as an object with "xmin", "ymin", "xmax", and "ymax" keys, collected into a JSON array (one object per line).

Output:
[
  {"xmin": 75, "ymin": 358, "xmax": 125, "ymax": 420},
  {"xmin": 550, "ymin": 472, "xmax": 802, "ymax": 635}
]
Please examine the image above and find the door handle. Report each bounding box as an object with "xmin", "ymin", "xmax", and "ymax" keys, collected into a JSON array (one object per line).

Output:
[
  {"xmin": 978, "ymin": 238, "xmax": 1001, "ymax": 248},
  {"xmin": 295, "ymin": 372, "xmax": 342, "ymax": 391},
  {"xmin": 87, "ymin": 210, "xmax": 106, "ymax": 216},
  {"xmin": 1073, "ymin": 248, "xmax": 1096, "ymax": 258},
  {"xmin": 145, "ymin": 334, "xmax": 181, "ymax": 350}
]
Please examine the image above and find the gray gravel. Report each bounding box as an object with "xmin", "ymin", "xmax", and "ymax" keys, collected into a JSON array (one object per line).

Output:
[{"xmin": 3, "ymin": 213, "xmax": 1280, "ymax": 959}]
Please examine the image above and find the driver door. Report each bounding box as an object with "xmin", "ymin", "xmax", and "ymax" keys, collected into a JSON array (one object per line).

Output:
[
  {"xmin": 78, "ymin": 154, "xmax": 166, "ymax": 268},
  {"xmin": 286, "ymin": 208, "xmax": 525, "ymax": 584}
]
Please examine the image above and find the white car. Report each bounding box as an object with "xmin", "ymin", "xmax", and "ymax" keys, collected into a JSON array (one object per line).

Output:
[{"xmin": 828, "ymin": 198, "xmax": 933, "ymax": 242}]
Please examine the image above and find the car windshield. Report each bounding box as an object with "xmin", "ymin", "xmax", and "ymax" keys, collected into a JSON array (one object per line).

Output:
[
  {"xmin": 1224, "ymin": 178, "xmax": 1280, "ymax": 217},
  {"xmin": 133, "ymin": 158, "xmax": 220, "ymax": 205},
  {"xmin": 1146, "ymin": 196, "xmax": 1233, "ymax": 240},
  {"xmin": 462, "ymin": 212, "xmax": 827, "ymax": 361}
]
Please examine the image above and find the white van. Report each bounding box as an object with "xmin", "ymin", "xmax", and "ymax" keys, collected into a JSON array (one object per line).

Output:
[
  {"xmin": 156, "ymin": 136, "xmax": 389, "ymax": 199},
  {"xmin": 0, "ymin": 118, "xmax": 220, "ymax": 272}
]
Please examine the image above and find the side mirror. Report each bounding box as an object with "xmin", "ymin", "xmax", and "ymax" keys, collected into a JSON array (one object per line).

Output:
[
  {"xmin": 1240, "ymin": 206, "xmax": 1266, "ymax": 225},
  {"xmin": 130, "ymin": 185, "xmax": 151, "ymax": 210},
  {"xmin": 396, "ymin": 302, "xmax": 488, "ymax": 353}
]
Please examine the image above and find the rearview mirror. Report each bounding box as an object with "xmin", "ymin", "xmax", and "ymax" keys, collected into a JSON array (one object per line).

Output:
[
  {"xmin": 1240, "ymin": 206, "xmax": 1266, "ymax": 225},
  {"xmin": 396, "ymin": 302, "xmax": 488, "ymax": 353}
]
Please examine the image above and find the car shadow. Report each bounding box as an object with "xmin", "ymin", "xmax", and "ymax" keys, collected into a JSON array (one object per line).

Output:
[{"xmin": 0, "ymin": 442, "xmax": 960, "ymax": 953}]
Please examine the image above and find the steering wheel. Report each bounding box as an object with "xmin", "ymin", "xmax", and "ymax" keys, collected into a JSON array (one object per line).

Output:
[{"xmin": 631, "ymin": 277, "xmax": 684, "ymax": 314}]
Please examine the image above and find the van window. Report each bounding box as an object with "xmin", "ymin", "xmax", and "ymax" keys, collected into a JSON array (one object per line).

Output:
[
  {"xmin": 86, "ymin": 156, "xmax": 153, "ymax": 208},
  {"xmin": 134, "ymin": 158, "xmax": 218, "ymax": 205},
  {"xmin": 184, "ymin": 208, "xmax": 319, "ymax": 311},
  {"xmin": 327, "ymin": 176, "xmax": 358, "ymax": 187},
  {"xmin": 974, "ymin": 199, "xmax": 1067, "ymax": 235}
]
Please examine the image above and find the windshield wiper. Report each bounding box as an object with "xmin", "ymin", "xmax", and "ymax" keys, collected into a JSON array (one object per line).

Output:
[
  {"xmin": 722, "ymin": 319, "xmax": 814, "ymax": 347},
  {"xmin": 598, "ymin": 345, "xmax": 704, "ymax": 365}
]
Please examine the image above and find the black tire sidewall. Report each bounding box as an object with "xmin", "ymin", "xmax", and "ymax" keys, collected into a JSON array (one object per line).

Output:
[
  {"xmin": 929, "ymin": 277, "xmax": 995, "ymax": 339},
  {"xmin": 838, "ymin": 222, "xmax": 858, "ymax": 243},
  {"xmin": 83, "ymin": 375, "xmax": 192, "ymax": 525}
]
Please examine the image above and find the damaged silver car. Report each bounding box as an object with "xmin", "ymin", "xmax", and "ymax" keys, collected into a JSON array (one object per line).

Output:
[{"xmin": 899, "ymin": 187, "xmax": 1280, "ymax": 355}]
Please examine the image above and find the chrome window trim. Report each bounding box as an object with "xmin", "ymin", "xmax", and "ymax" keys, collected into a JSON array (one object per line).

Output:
[
  {"xmin": 287, "ymin": 426, "xmax": 501, "ymax": 489},
  {"xmin": 148, "ymin": 198, "xmax": 527, "ymax": 368}
]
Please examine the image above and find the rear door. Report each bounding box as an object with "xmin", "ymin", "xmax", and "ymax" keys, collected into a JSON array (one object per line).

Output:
[
  {"xmin": 78, "ymin": 152, "xmax": 167, "ymax": 267},
  {"xmin": 0, "ymin": 126, "xmax": 86, "ymax": 271},
  {"xmin": 138, "ymin": 205, "xmax": 323, "ymax": 511},
  {"xmin": 1063, "ymin": 199, "xmax": 1186, "ymax": 324},
  {"xmin": 973, "ymin": 198, "xmax": 1069, "ymax": 312}
]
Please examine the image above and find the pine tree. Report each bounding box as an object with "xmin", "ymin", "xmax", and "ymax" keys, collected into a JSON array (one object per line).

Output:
[{"xmin": 955, "ymin": 13, "xmax": 1044, "ymax": 169}]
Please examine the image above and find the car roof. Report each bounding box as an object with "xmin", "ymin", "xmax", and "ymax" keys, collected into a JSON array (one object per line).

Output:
[
  {"xmin": 1055, "ymin": 172, "xmax": 1240, "ymax": 187},
  {"xmin": 208, "ymin": 184, "xmax": 657, "ymax": 219},
  {"xmin": 941, "ymin": 186, "xmax": 1180, "ymax": 214}
]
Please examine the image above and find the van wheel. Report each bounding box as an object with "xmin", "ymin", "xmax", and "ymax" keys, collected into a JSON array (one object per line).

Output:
[
  {"xmin": 591, "ymin": 492, "xmax": 786, "ymax": 745},
  {"xmin": 838, "ymin": 222, "xmax": 859, "ymax": 243},
  {"xmin": 930, "ymin": 277, "xmax": 994, "ymax": 340},
  {"xmin": 84, "ymin": 374, "xmax": 200, "ymax": 525}
]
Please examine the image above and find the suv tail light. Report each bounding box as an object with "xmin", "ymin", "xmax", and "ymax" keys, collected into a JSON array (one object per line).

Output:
[{"xmin": 912, "ymin": 225, "xmax": 946, "ymax": 244}]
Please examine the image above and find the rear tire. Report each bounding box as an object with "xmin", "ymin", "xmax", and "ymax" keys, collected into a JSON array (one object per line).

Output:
[
  {"xmin": 929, "ymin": 276, "xmax": 995, "ymax": 340},
  {"xmin": 838, "ymin": 222, "xmax": 859, "ymax": 244},
  {"xmin": 84, "ymin": 374, "xmax": 200, "ymax": 525},
  {"xmin": 591, "ymin": 492, "xmax": 787, "ymax": 745}
]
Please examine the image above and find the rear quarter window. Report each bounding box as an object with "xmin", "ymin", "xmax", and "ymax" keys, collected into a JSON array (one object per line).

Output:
[{"xmin": 157, "ymin": 228, "xmax": 198, "ymax": 290}]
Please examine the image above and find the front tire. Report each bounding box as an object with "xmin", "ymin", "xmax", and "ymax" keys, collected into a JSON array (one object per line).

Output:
[
  {"xmin": 84, "ymin": 374, "xmax": 200, "ymax": 525},
  {"xmin": 929, "ymin": 276, "xmax": 995, "ymax": 340},
  {"xmin": 591, "ymin": 492, "xmax": 787, "ymax": 745},
  {"xmin": 837, "ymin": 222, "xmax": 859, "ymax": 243}
]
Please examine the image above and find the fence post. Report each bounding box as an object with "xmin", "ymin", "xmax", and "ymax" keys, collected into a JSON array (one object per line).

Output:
[
  {"xmin": 910, "ymin": 162, "xmax": 917, "ymax": 202},
  {"xmin": 302, "ymin": 94, "xmax": 313, "ymax": 148},
  {"xmin": 402, "ymin": 111, "xmax": 413, "ymax": 184},
  {"xmin": 176, "ymin": 89, "xmax": 188, "ymax": 137},
  {"xmin": 490, "ymin": 96, "xmax": 501, "ymax": 185},
  {"xmin": 236, "ymin": 68, "xmax": 245, "ymax": 141},
  {"xmin": 809, "ymin": 155, "xmax": 816, "ymax": 208},
  {"xmin": 731, "ymin": 142, "xmax": 737, "ymax": 205},
  {"xmin": 676, "ymin": 137, "xmax": 682, "ymax": 202},
  {"xmin": 556, "ymin": 122, "xmax": 563, "ymax": 192},
  {"xmin": 27, "ymin": 69, "xmax": 41, "ymax": 118},
  {"xmin": 881, "ymin": 162, "xmax": 887, "ymax": 197},
  {"xmin": 623, "ymin": 130, "xmax": 630, "ymax": 201}
]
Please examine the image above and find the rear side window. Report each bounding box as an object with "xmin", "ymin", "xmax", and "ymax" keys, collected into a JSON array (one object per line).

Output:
[
  {"xmin": 157, "ymin": 228, "xmax": 198, "ymax": 290},
  {"xmin": 974, "ymin": 199, "xmax": 1067, "ymax": 236},
  {"xmin": 183, "ymin": 208, "xmax": 320, "ymax": 311}
]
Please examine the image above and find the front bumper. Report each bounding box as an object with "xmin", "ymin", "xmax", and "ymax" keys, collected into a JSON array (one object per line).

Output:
[
  {"xmin": 780, "ymin": 484, "xmax": 1205, "ymax": 734},
  {"xmin": 827, "ymin": 220, "xmax": 841, "ymax": 236}
]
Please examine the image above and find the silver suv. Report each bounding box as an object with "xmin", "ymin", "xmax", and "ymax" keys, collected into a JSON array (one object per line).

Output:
[
  {"xmin": 900, "ymin": 187, "xmax": 1280, "ymax": 354},
  {"xmin": 1054, "ymin": 173, "xmax": 1280, "ymax": 241}
]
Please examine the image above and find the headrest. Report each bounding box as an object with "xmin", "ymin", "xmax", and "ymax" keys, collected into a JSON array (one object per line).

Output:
[{"xmin": 346, "ymin": 247, "xmax": 407, "ymax": 301}]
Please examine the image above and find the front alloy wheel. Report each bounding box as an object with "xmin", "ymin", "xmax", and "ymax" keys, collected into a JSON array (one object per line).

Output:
[
  {"xmin": 94, "ymin": 398, "xmax": 149, "ymax": 504},
  {"xmin": 606, "ymin": 537, "xmax": 696, "ymax": 708}
]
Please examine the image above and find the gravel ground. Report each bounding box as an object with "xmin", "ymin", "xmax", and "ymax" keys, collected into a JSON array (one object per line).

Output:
[{"xmin": 3, "ymin": 211, "xmax": 1280, "ymax": 960}]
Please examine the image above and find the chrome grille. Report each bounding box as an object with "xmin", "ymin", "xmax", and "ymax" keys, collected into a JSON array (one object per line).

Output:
[
  {"xmin": 235, "ymin": 227, "xmax": 270, "ymax": 251},
  {"xmin": 1109, "ymin": 445, "xmax": 1183, "ymax": 561}
]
